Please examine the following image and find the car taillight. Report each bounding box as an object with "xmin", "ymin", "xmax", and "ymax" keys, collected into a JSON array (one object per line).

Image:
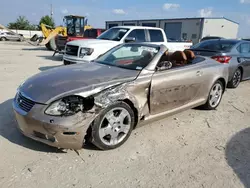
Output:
[{"xmin": 211, "ymin": 56, "xmax": 232, "ymax": 63}]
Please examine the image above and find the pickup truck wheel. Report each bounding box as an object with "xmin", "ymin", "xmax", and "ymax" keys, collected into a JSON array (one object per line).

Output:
[
  {"xmin": 202, "ymin": 80, "xmax": 224, "ymax": 110},
  {"xmin": 90, "ymin": 102, "xmax": 135, "ymax": 150},
  {"xmin": 0, "ymin": 37, "xmax": 6, "ymax": 41}
]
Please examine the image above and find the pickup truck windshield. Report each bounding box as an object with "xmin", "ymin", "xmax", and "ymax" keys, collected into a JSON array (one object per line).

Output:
[
  {"xmin": 95, "ymin": 44, "xmax": 159, "ymax": 70},
  {"xmin": 97, "ymin": 28, "xmax": 129, "ymax": 41}
]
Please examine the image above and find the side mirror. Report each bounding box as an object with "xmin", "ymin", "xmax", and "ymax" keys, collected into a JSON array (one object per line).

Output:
[{"xmin": 124, "ymin": 37, "xmax": 136, "ymax": 43}]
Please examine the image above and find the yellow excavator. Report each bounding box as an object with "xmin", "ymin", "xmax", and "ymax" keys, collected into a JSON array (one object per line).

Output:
[{"xmin": 31, "ymin": 15, "xmax": 92, "ymax": 51}]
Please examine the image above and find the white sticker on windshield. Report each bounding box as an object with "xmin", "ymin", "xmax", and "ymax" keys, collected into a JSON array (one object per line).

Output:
[
  {"xmin": 120, "ymin": 29, "xmax": 127, "ymax": 32},
  {"xmin": 141, "ymin": 46, "xmax": 158, "ymax": 53},
  {"xmin": 136, "ymin": 66, "xmax": 143, "ymax": 70}
]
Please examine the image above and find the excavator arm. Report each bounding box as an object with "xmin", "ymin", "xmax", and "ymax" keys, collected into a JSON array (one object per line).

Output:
[{"xmin": 40, "ymin": 24, "xmax": 67, "ymax": 45}]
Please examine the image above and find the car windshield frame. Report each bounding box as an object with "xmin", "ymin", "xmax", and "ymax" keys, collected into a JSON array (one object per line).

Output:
[
  {"xmin": 192, "ymin": 40, "xmax": 239, "ymax": 52},
  {"xmin": 97, "ymin": 27, "xmax": 130, "ymax": 41},
  {"xmin": 95, "ymin": 44, "xmax": 160, "ymax": 71}
]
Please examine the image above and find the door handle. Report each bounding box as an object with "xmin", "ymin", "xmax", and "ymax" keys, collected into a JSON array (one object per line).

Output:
[{"xmin": 196, "ymin": 71, "xmax": 202, "ymax": 76}]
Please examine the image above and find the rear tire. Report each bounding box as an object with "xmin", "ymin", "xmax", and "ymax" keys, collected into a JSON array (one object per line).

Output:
[
  {"xmin": 227, "ymin": 68, "xmax": 242, "ymax": 89},
  {"xmin": 201, "ymin": 80, "xmax": 224, "ymax": 110}
]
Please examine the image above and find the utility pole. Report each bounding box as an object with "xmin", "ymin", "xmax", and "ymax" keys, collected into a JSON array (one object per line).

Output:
[{"xmin": 50, "ymin": 4, "xmax": 54, "ymax": 18}]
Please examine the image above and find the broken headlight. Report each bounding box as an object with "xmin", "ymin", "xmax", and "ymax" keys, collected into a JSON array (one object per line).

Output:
[{"xmin": 45, "ymin": 96, "xmax": 93, "ymax": 116}]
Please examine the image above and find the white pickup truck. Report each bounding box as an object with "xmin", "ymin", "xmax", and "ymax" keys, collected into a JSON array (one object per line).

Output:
[{"xmin": 63, "ymin": 26, "xmax": 192, "ymax": 64}]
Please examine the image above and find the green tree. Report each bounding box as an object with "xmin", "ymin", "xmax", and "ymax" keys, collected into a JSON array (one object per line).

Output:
[
  {"xmin": 7, "ymin": 16, "xmax": 31, "ymax": 30},
  {"xmin": 39, "ymin": 15, "xmax": 55, "ymax": 28}
]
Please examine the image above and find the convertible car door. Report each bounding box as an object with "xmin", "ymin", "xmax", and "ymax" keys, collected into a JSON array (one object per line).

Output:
[{"xmin": 149, "ymin": 65, "xmax": 205, "ymax": 115}]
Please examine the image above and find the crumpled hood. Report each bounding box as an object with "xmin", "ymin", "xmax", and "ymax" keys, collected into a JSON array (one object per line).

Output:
[
  {"xmin": 67, "ymin": 39, "xmax": 119, "ymax": 47},
  {"xmin": 19, "ymin": 63, "xmax": 139, "ymax": 104}
]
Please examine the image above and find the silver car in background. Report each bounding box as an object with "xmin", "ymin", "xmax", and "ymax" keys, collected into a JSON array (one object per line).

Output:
[
  {"xmin": 190, "ymin": 39, "xmax": 250, "ymax": 88},
  {"xmin": 0, "ymin": 32, "xmax": 24, "ymax": 42}
]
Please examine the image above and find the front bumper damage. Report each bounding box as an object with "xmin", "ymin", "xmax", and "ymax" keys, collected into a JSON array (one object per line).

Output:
[{"xmin": 13, "ymin": 101, "xmax": 99, "ymax": 150}]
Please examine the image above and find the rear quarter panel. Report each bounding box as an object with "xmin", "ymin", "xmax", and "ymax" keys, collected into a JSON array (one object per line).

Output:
[{"xmin": 200, "ymin": 57, "xmax": 229, "ymax": 99}]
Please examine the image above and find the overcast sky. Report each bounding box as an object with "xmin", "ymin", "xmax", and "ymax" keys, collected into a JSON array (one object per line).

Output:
[{"xmin": 0, "ymin": 0, "xmax": 250, "ymax": 37}]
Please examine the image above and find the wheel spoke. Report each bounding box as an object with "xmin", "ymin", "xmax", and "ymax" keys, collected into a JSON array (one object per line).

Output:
[
  {"xmin": 110, "ymin": 131, "xmax": 119, "ymax": 145},
  {"xmin": 105, "ymin": 110, "xmax": 117, "ymax": 125},
  {"xmin": 211, "ymin": 88, "xmax": 217, "ymax": 96},
  {"xmin": 118, "ymin": 109, "xmax": 129, "ymax": 121},
  {"xmin": 211, "ymin": 96, "xmax": 218, "ymax": 104},
  {"xmin": 119, "ymin": 124, "xmax": 130, "ymax": 134},
  {"xmin": 99, "ymin": 125, "xmax": 112, "ymax": 138}
]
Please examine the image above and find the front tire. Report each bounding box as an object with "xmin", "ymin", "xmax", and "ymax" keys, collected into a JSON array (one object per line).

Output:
[
  {"xmin": 202, "ymin": 80, "xmax": 224, "ymax": 110},
  {"xmin": 227, "ymin": 68, "xmax": 242, "ymax": 88},
  {"xmin": 90, "ymin": 102, "xmax": 135, "ymax": 150},
  {"xmin": 0, "ymin": 37, "xmax": 6, "ymax": 41}
]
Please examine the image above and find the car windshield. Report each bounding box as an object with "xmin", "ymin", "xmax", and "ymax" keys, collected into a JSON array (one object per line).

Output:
[
  {"xmin": 192, "ymin": 40, "xmax": 238, "ymax": 51},
  {"xmin": 97, "ymin": 28, "xmax": 129, "ymax": 41},
  {"xmin": 95, "ymin": 44, "xmax": 160, "ymax": 70}
]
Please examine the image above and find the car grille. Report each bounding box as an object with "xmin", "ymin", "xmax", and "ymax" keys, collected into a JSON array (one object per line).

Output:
[
  {"xmin": 65, "ymin": 45, "xmax": 79, "ymax": 56},
  {"xmin": 15, "ymin": 92, "xmax": 35, "ymax": 112}
]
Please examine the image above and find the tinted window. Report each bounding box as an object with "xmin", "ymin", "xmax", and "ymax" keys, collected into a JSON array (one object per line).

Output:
[
  {"xmin": 84, "ymin": 29, "xmax": 97, "ymax": 38},
  {"xmin": 142, "ymin": 23, "xmax": 156, "ymax": 27},
  {"xmin": 200, "ymin": 37, "xmax": 223, "ymax": 42},
  {"xmin": 182, "ymin": 33, "xmax": 187, "ymax": 40},
  {"xmin": 126, "ymin": 29, "xmax": 146, "ymax": 42},
  {"xmin": 108, "ymin": 24, "xmax": 118, "ymax": 29},
  {"xmin": 192, "ymin": 40, "xmax": 238, "ymax": 51},
  {"xmin": 97, "ymin": 28, "xmax": 129, "ymax": 41},
  {"xmin": 96, "ymin": 44, "xmax": 159, "ymax": 70},
  {"xmin": 123, "ymin": 23, "xmax": 136, "ymax": 26},
  {"xmin": 148, "ymin": 29, "xmax": 164, "ymax": 42},
  {"xmin": 192, "ymin": 34, "xmax": 197, "ymax": 39},
  {"xmin": 237, "ymin": 43, "xmax": 250, "ymax": 53}
]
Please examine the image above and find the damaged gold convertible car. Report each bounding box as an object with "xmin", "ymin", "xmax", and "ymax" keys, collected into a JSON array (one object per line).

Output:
[{"xmin": 13, "ymin": 43, "xmax": 229, "ymax": 150}]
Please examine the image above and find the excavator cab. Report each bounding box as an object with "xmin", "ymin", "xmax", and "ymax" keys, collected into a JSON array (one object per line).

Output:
[{"xmin": 64, "ymin": 15, "xmax": 85, "ymax": 37}]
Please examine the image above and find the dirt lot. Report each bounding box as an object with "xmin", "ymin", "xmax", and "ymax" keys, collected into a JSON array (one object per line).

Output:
[{"xmin": 0, "ymin": 42, "xmax": 250, "ymax": 188}]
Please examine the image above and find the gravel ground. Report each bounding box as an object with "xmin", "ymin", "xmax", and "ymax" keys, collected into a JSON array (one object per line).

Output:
[{"xmin": 0, "ymin": 42, "xmax": 250, "ymax": 188}]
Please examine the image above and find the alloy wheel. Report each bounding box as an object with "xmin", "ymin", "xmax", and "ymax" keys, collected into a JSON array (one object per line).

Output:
[
  {"xmin": 209, "ymin": 83, "xmax": 223, "ymax": 108},
  {"xmin": 99, "ymin": 107, "xmax": 132, "ymax": 146},
  {"xmin": 232, "ymin": 69, "xmax": 241, "ymax": 88}
]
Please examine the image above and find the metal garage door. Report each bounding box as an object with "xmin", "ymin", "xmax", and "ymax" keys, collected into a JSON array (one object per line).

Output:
[{"xmin": 164, "ymin": 22, "xmax": 182, "ymax": 41}]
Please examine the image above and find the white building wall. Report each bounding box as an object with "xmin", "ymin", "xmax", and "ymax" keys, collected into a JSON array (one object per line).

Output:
[{"xmin": 202, "ymin": 18, "xmax": 239, "ymax": 39}]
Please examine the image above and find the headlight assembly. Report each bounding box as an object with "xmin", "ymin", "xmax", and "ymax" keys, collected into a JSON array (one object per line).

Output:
[
  {"xmin": 80, "ymin": 48, "xmax": 94, "ymax": 56},
  {"xmin": 45, "ymin": 96, "xmax": 94, "ymax": 116}
]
